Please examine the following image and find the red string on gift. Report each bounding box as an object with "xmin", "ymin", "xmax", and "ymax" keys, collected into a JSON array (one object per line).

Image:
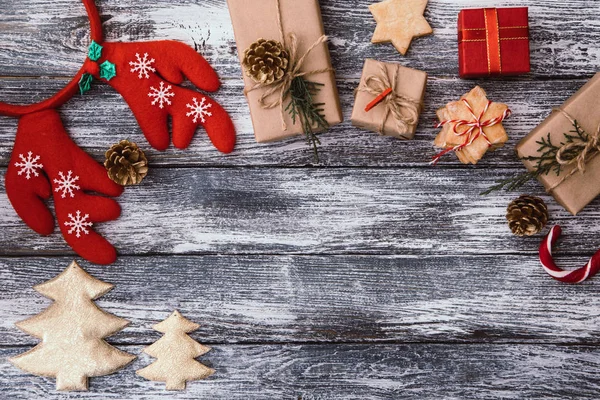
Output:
[{"xmin": 431, "ymin": 98, "xmax": 511, "ymax": 165}]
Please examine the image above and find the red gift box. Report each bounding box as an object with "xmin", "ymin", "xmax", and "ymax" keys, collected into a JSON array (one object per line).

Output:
[{"xmin": 458, "ymin": 7, "xmax": 530, "ymax": 78}]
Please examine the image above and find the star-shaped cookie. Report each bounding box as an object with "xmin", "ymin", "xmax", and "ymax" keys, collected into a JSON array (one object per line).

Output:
[{"xmin": 370, "ymin": 0, "xmax": 433, "ymax": 55}]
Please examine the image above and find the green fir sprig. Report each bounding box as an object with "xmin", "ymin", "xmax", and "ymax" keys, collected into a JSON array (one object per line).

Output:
[
  {"xmin": 285, "ymin": 76, "xmax": 329, "ymax": 163},
  {"xmin": 481, "ymin": 120, "xmax": 589, "ymax": 195}
]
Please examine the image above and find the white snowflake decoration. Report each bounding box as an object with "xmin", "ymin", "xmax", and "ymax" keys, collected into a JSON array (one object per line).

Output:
[
  {"xmin": 53, "ymin": 170, "xmax": 81, "ymax": 198},
  {"xmin": 186, "ymin": 97, "xmax": 213, "ymax": 124},
  {"xmin": 64, "ymin": 210, "xmax": 93, "ymax": 238},
  {"xmin": 148, "ymin": 81, "xmax": 175, "ymax": 109},
  {"xmin": 130, "ymin": 52, "xmax": 156, "ymax": 79},
  {"xmin": 14, "ymin": 151, "xmax": 43, "ymax": 180}
]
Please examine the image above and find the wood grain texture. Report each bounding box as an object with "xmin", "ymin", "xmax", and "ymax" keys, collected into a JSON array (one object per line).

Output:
[
  {"xmin": 2, "ymin": 0, "xmax": 600, "ymax": 398},
  {"xmin": 0, "ymin": 0, "xmax": 599, "ymax": 79},
  {"xmin": 2, "ymin": 167, "xmax": 600, "ymax": 256},
  {"xmin": 1, "ymin": 344, "xmax": 600, "ymax": 399},
  {"xmin": 0, "ymin": 256, "xmax": 599, "ymax": 346},
  {"xmin": 0, "ymin": 77, "xmax": 589, "ymax": 167}
]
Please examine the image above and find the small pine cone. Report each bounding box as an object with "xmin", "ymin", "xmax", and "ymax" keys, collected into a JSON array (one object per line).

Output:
[
  {"xmin": 242, "ymin": 39, "xmax": 290, "ymax": 85},
  {"xmin": 506, "ymin": 195, "xmax": 549, "ymax": 237},
  {"xmin": 104, "ymin": 140, "xmax": 148, "ymax": 186}
]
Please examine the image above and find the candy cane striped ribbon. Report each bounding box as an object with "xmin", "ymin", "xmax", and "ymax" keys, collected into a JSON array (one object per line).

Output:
[
  {"xmin": 431, "ymin": 99, "xmax": 511, "ymax": 165},
  {"xmin": 539, "ymin": 225, "xmax": 600, "ymax": 284}
]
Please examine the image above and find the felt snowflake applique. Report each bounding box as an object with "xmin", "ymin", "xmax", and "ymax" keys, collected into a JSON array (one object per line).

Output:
[
  {"xmin": 186, "ymin": 97, "xmax": 213, "ymax": 124},
  {"xmin": 130, "ymin": 53, "xmax": 156, "ymax": 79},
  {"xmin": 148, "ymin": 82, "xmax": 175, "ymax": 109},
  {"xmin": 14, "ymin": 151, "xmax": 43, "ymax": 180},
  {"xmin": 64, "ymin": 210, "xmax": 93, "ymax": 238},
  {"xmin": 53, "ymin": 171, "xmax": 81, "ymax": 198}
]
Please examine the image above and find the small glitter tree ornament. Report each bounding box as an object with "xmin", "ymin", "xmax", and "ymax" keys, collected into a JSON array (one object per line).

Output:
[{"xmin": 137, "ymin": 311, "xmax": 215, "ymax": 390}]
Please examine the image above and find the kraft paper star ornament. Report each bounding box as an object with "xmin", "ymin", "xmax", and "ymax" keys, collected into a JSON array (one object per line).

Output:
[
  {"xmin": 434, "ymin": 86, "xmax": 510, "ymax": 165},
  {"xmin": 370, "ymin": 0, "xmax": 433, "ymax": 55}
]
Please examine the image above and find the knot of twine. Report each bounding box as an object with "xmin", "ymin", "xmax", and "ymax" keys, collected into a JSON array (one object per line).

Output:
[
  {"xmin": 356, "ymin": 63, "xmax": 420, "ymax": 138},
  {"xmin": 244, "ymin": 0, "xmax": 332, "ymax": 130},
  {"xmin": 548, "ymin": 108, "xmax": 600, "ymax": 191},
  {"xmin": 432, "ymin": 98, "xmax": 511, "ymax": 164}
]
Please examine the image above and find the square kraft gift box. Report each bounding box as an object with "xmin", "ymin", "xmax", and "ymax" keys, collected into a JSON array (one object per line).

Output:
[
  {"xmin": 351, "ymin": 59, "xmax": 427, "ymax": 140},
  {"xmin": 458, "ymin": 7, "xmax": 530, "ymax": 78},
  {"xmin": 227, "ymin": 0, "xmax": 343, "ymax": 143},
  {"xmin": 516, "ymin": 73, "xmax": 600, "ymax": 216}
]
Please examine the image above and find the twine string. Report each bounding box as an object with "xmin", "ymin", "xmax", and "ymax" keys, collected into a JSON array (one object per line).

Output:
[
  {"xmin": 432, "ymin": 99, "xmax": 511, "ymax": 164},
  {"xmin": 547, "ymin": 108, "xmax": 600, "ymax": 191}
]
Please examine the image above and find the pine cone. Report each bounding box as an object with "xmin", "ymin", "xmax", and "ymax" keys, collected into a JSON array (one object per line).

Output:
[
  {"xmin": 242, "ymin": 39, "xmax": 290, "ymax": 85},
  {"xmin": 104, "ymin": 140, "xmax": 148, "ymax": 186},
  {"xmin": 506, "ymin": 195, "xmax": 549, "ymax": 237}
]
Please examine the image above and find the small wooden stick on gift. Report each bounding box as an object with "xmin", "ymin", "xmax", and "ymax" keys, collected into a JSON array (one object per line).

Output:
[{"xmin": 364, "ymin": 88, "xmax": 393, "ymax": 112}]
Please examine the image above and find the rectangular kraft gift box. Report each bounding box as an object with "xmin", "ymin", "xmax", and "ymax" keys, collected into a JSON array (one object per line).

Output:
[
  {"xmin": 351, "ymin": 59, "xmax": 427, "ymax": 140},
  {"xmin": 516, "ymin": 73, "xmax": 600, "ymax": 215},
  {"xmin": 458, "ymin": 7, "xmax": 530, "ymax": 78},
  {"xmin": 227, "ymin": 0, "xmax": 343, "ymax": 143}
]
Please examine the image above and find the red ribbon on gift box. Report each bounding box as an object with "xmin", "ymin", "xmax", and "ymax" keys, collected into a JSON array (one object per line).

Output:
[{"xmin": 458, "ymin": 7, "xmax": 530, "ymax": 77}]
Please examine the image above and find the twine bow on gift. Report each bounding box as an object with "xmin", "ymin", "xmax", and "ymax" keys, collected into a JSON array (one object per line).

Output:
[
  {"xmin": 243, "ymin": 0, "xmax": 332, "ymax": 131},
  {"xmin": 356, "ymin": 63, "xmax": 420, "ymax": 139},
  {"xmin": 547, "ymin": 108, "xmax": 600, "ymax": 191},
  {"xmin": 432, "ymin": 98, "xmax": 511, "ymax": 164}
]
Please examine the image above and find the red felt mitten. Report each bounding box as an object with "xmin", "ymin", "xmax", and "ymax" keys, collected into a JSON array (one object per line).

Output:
[
  {"xmin": 94, "ymin": 41, "xmax": 236, "ymax": 152},
  {"xmin": 5, "ymin": 110, "xmax": 123, "ymax": 264}
]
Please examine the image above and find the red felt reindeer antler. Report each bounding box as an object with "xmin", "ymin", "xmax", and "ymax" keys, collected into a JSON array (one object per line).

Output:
[
  {"xmin": 0, "ymin": 0, "xmax": 236, "ymax": 264},
  {"xmin": 96, "ymin": 41, "xmax": 236, "ymax": 152}
]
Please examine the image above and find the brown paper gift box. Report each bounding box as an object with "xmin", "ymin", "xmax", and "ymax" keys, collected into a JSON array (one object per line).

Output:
[
  {"xmin": 516, "ymin": 73, "xmax": 600, "ymax": 215},
  {"xmin": 351, "ymin": 59, "xmax": 427, "ymax": 139},
  {"xmin": 227, "ymin": 0, "xmax": 343, "ymax": 143}
]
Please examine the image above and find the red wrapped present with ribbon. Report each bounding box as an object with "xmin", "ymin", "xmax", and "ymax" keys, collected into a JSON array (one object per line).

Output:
[{"xmin": 458, "ymin": 7, "xmax": 530, "ymax": 78}]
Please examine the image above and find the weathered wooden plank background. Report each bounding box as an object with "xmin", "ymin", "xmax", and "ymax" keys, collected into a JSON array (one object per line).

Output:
[{"xmin": 1, "ymin": 0, "xmax": 600, "ymax": 398}]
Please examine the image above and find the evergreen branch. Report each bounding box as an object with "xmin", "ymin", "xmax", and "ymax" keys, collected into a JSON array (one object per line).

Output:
[
  {"xmin": 480, "ymin": 170, "xmax": 540, "ymax": 195},
  {"xmin": 285, "ymin": 77, "xmax": 329, "ymax": 163},
  {"xmin": 481, "ymin": 119, "xmax": 588, "ymax": 196}
]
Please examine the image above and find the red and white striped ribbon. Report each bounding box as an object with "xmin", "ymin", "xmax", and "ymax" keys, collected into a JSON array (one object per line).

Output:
[
  {"xmin": 432, "ymin": 99, "xmax": 511, "ymax": 165},
  {"xmin": 539, "ymin": 225, "xmax": 600, "ymax": 284}
]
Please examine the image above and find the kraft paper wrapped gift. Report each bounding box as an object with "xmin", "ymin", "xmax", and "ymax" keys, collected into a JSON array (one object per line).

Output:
[
  {"xmin": 351, "ymin": 59, "xmax": 427, "ymax": 140},
  {"xmin": 516, "ymin": 73, "xmax": 600, "ymax": 215},
  {"xmin": 227, "ymin": 0, "xmax": 343, "ymax": 143}
]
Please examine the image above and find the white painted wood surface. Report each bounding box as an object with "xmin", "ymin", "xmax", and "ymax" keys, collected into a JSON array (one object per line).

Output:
[{"xmin": 1, "ymin": 0, "xmax": 600, "ymax": 398}]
